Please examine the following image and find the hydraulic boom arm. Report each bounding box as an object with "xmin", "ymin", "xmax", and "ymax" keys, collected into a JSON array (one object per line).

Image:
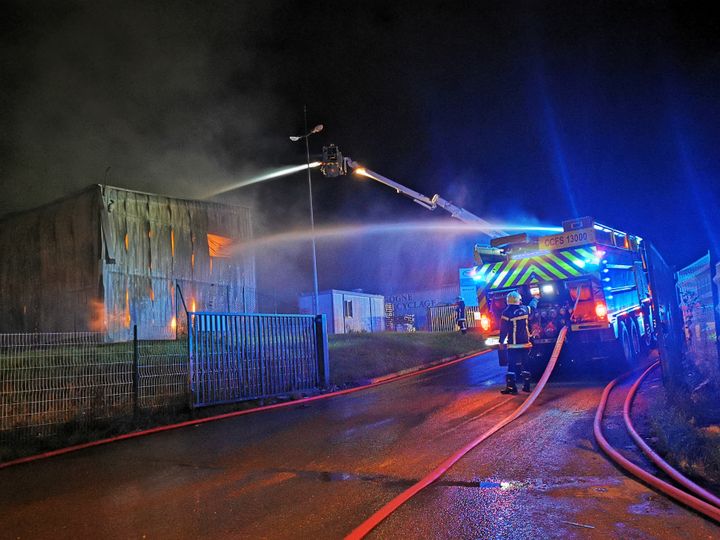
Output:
[{"xmin": 339, "ymin": 155, "xmax": 503, "ymax": 237}]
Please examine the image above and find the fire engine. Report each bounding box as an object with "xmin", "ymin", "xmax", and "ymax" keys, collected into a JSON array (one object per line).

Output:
[
  {"xmin": 471, "ymin": 217, "xmax": 657, "ymax": 373},
  {"xmin": 319, "ymin": 145, "xmax": 659, "ymax": 371}
]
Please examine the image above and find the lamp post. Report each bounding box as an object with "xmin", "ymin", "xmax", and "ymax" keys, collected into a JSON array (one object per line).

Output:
[{"xmin": 290, "ymin": 106, "xmax": 323, "ymax": 314}]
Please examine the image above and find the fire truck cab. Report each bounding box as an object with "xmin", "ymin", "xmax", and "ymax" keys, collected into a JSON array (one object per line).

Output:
[{"xmin": 473, "ymin": 217, "xmax": 655, "ymax": 373}]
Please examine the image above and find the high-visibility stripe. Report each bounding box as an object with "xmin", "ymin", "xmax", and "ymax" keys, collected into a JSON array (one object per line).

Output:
[
  {"xmin": 510, "ymin": 315, "xmax": 528, "ymax": 321},
  {"xmin": 501, "ymin": 258, "xmax": 528, "ymax": 288},
  {"xmin": 517, "ymin": 264, "xmax": 553, "ymax": 285},
  {"xmin": 546, "ymin": 252, "xmax": 581, "ymax": 276},
  {"xmin": 536, "ymin": 255, "xmax": 567, "ymax": 279},
  {"xmin": 575, "ymin": 248, "xmax": 597, "ymax": 264},
  {"xmin": 491, "ymin": 259, "xmax": 516, "ymax": 289},
  {"xmin": 485, "ymin": 262, "xmax": 503, "ymax": 282},
  {"xmin": 479, "ymin": 246, "xmax": 602, "ymax": 290},
  {"xmin": 558, "ymin": 250, "xmax": 585, "ymax": 268}
]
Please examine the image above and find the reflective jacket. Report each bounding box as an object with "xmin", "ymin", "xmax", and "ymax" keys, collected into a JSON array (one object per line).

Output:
[{"xmin": 499, "ymin": 304, "xmax": 533, "ymax": 349}]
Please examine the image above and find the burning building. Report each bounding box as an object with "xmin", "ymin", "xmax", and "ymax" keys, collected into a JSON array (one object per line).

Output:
[{"xmin": 0, "ymin": 185, "xmax": 255, "ymax": 340}]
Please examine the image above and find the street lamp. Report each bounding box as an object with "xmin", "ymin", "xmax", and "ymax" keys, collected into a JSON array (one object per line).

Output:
[{"xmin": 290, "ymin": 107, "xmax": 323, "ymax": 314}]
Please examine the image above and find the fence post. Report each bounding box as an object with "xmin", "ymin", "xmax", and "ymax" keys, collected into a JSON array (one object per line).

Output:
[
  {"xmin": 132, "ymin": 325, "xmax": 139, "ymax": 419},
  {"xmin": 315, "ymin": 314, "xmax": 330, "ymax": 387}
]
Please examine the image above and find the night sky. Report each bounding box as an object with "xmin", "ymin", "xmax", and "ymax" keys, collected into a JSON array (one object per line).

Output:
[{"xmin": 2, "ymin": 1, "xmax": 719, "ymax": 306}]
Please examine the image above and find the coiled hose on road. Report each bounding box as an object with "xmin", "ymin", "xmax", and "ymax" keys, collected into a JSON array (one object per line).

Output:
[
  {"xmin": 594, "ymin": 364, "xmax": 720, "ymax": 522},
  {"xmin": 345, "ymin": 326, "xmax": 568, "ymax": 539}
]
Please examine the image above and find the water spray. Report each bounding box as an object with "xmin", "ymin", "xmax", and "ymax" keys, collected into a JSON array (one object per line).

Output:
[
  {"xmin": 231, "ymin": 221, "xmax": 563, "ymax": 254},
  {"xmin": 208, "ymin": 162, "xmax": 322, "ymax": 197}
]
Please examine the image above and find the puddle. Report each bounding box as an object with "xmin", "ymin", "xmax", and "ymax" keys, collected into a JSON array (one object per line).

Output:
[{"xmin": 477, "ymin": 481, "xmax": 502, "ymax": 488}]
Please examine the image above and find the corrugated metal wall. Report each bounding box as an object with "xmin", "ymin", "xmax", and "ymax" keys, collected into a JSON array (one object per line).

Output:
[
  {"xmin": 0, "ymin": 185, "xmax": 255, "ymax": 338},
  {"xmin": 100, "ymin": 186, "xmax": 256, "ymax": 340},
  {"xmin": 0, "ymin": 188, "xmax": 102, "ymax": 332}
]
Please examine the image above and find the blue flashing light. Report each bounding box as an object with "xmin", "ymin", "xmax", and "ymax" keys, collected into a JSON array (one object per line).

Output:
[
  {"xmin": 603, "ymin": 277, "xmax": 611, "ymax": 282},
  {"xmin": 607, "ymin": 295, "xmax": 614, "ymax": 300},
  {"xmin": 574, "ymin": 259, "xmax": 586, "ymax": 268},
  {"xmin": 603, "ymin": 268, "xmax": 609, "ymax": 273}
]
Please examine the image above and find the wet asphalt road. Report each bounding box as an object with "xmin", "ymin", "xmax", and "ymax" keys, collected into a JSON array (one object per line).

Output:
[{"xmin": 1, "ymin": 350, "xmax": 718, "ymax": 539}]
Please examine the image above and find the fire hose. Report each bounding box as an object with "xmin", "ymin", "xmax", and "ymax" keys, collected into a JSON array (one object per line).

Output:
[
  {"xmin": 345, "ymin": 326, "xmax": 568, "ymax": 539},
  {"xmin": 594, "ymin": 365, "xmax": 720, "ymax": 522},
  {"xmin": 624, "ymin": 361, "xmax": 720, "ymax": 509}
]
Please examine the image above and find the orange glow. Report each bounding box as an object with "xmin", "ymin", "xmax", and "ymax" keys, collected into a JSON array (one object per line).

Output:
[
  {"xmin": 124, "ymin": 288, "xmax": 131, "ymax": 328},
  {"xmin": 354, "ymin": 167, "xmax": 368, "ymax": 177},
  {"xmin": 170, "ymin": 316, "xmax": 177, "ymax": 331},
  {"xmin": 88, "ymin": 298, "xmax": 107, "ymax": 332},
  {"xmin": 191, "ymin": 253, "xmax": 195, "ymax": 270},
  {"xmin": 191, "ymin": 299, "xmax": 196, "ymax": 312},
  {"xmin": 209, "ymin": 258, "xmax": 213, "ymax": 274},
  {"xmin": 480, "ymin": 314, "xmax": 491, "ymax": 331},
  {"xmin": 149, "ymin": 286, "xmax": 155, "ymax": 301},
  {"xmin": 207, "ymin": 233, "xmax": 233, "ymax": 258},
  {"xmin": 124, "ymin": 233, "xmax": 129, "ymax": 251},
  {"xmin": 171, "ymin": 229, "xmax": 175, "ymax": 257},
  {"xmin": 595, "ymin": 302, "xmax": 608, "ymax": 319}
]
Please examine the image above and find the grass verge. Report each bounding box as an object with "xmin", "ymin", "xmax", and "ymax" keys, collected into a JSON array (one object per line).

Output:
[
  {"xmin": 328, "ymin": 331, "xmax": 488, "ymax": 385},
  {"xmin": 647, "ymin": 385, "xmax": 720, "ymax": 491}
]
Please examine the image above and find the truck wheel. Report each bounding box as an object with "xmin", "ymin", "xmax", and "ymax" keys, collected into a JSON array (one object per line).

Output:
[
  {"xmin": 619, "ymin": 322, "xmax": 633, "ymax": 368},
  {"xmin": 629, "ymin": 317, "xmax": 641, "ymax": 359}
]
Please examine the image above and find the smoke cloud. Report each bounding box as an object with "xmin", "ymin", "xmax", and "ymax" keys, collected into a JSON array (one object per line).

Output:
[{"xmin": 0, "ymin": 1, "xmax": 290, "ymax": 215}]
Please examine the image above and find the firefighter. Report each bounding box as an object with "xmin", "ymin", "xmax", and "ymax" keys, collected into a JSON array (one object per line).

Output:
[
  {"xmin": 455, "ymin": 296, "xmax": 467, "ymax": 334},
  {"xmin": 498, "ymin": 290, "xmax": 536, "ymax": 394}
]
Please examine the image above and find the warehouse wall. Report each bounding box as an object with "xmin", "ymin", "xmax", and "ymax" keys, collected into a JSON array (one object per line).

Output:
[
  {"xmin": 100, "ymin": 186, "xmax": 255, "ymax": 340},
  {"xmin": 0, "ymin": 187, "xmax": 102, "ymax": 332}
]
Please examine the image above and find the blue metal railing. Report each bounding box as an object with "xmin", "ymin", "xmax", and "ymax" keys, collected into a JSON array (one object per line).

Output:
[{"xmin": 188, "ymin": 312, "xmax": 328, "ymax": 407}]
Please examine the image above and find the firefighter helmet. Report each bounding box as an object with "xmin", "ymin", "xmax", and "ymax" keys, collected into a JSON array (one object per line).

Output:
[{"xmin": 507, "ymin": 291, "xmax": 522, "ymax": 305}]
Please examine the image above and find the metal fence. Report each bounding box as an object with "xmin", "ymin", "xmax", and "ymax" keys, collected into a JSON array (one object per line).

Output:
[
  {"xmin": 1, "ymin": 312, "xmax": 329, "ymax": 457},
  {"xmin": 188, "ymin": 312, "xmax": 328, "ymax": 407},
  {"xmin": 0, "ymin": 330, "xmax": 191, "ymax": 452},
  {"xmin": 0, "ymin": 333, "xmax": 133, "ymax": 444},
  {"xmin": 427, "ymin": 305, "xmax": 483, "ymax": 332}
]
